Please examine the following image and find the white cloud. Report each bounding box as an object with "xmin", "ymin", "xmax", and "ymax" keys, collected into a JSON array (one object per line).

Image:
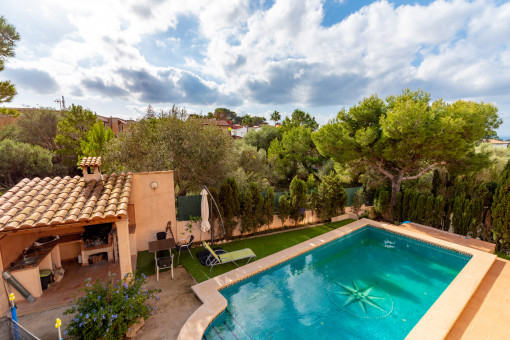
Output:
[{"xmin": 1, "ymin": 0, "xmax": 509, "ymax": 134}]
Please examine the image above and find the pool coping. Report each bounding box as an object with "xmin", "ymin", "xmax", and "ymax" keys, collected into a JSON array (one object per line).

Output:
[{"xmin": 177, "ymin": 219, "xmax": 496, "ymax": 340}]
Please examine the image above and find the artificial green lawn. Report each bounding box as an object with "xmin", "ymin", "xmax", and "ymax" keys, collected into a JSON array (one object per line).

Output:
[{"xmin": 136, "ymin": 219, "xmax": 355, "ymax": 283}]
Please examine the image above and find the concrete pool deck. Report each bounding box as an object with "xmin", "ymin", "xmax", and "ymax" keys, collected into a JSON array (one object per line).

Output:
[{"xmin": 178, "ymin": 219, "xmax": 496, "ymax": 340}]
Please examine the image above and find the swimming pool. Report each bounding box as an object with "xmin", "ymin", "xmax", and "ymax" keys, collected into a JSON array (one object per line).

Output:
[{"xmin": 203, "ymin": 226, "xmax": 470, "ymax": 340}]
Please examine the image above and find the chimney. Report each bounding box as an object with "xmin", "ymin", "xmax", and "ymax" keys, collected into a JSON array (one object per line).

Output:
[{"xmin": 79, "ymin": 157, "xmax": 102, "ymax": 183}]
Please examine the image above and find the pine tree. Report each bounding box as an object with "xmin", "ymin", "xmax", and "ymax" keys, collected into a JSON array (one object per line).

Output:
[
  {"xmin": 0, "ymin": 16, "xmax": 20, "ymax": 103},
  {"xmin": 80, "ymin": 121, "xmax": 115, "ymax": 158},
  {"xmin": 55, "ymin": 104, "xmax": 97, "ymax": 168},
  {"xmin": 491, "ymin": 160, "xmax": 510, "ymax": 252}
]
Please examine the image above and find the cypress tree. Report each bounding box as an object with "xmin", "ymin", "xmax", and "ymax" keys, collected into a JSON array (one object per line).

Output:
[
  {"xmin": 264, "ymin": 187, "xmax": 275, "ymax": 231},
  {"xmin": 491, "ymin": 160, "xmax": 510, "ymax": 252},
  {"xmin": 401, "ymin": 189, "xmax": 412, "ymax": 221},
  {"xmin": 408, "ymin": 191, "xmax": 419, "ymax": 222},
  {"xmin": 240, "ymin": 182, "xmax": 264, "ymax": 234},
  {"xmin": 278, "ymin": 194, "xmax": 291, "ymax": 227},
  {"xmin": 433, "ymin": 195, "xmax": 445, "ymax": 229},
  {"xmin": 219, "ymin": 178, "xmax": 241, "ymax": 239},
  {"xmin": 416, "ymin": 194, "xmax": 428, "ymax": 224},
  {"xmin": 316, "ymin": 173, "xmax": 348, "ymax": 221},
  {"xmin": 431, "ymin": 169, "xmax": 441, "ymax": 197},
  {"xmin": 424, "ymin": 194, "xmax": 435, "ymax": 226},
  {"xmin": 289, "ymin": 176, "xmax": 308, "ymax": 226}
]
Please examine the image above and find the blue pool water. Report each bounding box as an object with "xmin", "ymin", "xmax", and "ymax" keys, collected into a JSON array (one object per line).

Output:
[{"xmin": 203, "ymin": 226, "xmax": 471, "ymax": 340}]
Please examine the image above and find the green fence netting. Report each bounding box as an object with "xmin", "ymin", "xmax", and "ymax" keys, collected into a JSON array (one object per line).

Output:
[
  {"xmin": 344, "ymin": 187, "xmax": 362, "ymax": 207},
  {"xmin": 176, "ymin": 195, "xmax": 202, "ymax": 221},
  {"xmin": 176, "ymin": 186, "xmax": 363, "ymax": 220}
]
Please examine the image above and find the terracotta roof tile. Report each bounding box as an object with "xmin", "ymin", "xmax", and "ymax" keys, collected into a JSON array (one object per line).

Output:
[
  {"xmin": 0, "ymin": 172, "xmax": 132, "ymax": 231},
  {"xmin": 79, "ymin": 157, "xmax": 101, "ymax": 167}
]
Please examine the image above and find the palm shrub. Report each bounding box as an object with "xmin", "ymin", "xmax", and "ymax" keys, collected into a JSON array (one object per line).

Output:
[
  {"xmin": 289, "ymin": 176, "xmax": 307, "ymax": 226},
  {"xmin": 219, "ymin": 178, "xmax": 240, "ymax": 239},
  {"xmin": 278, "ymin": 194, "xmax": 291, "ymax": 227},
  {"xmin": 316, "ymin": 172, "xmax": 347, "ymax": 220},
  {"xmin": 64, "ymin": 273, "xmax": 160, "ymax": 340},
  {"xmin": 491, "ymin": 160, "xmax": 510, "ymax": 252}
]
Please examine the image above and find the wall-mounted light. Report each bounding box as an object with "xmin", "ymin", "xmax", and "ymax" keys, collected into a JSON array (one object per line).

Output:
[{"xmin": 150, "ymin": 181, "xmax": 158, "ymax": 190}]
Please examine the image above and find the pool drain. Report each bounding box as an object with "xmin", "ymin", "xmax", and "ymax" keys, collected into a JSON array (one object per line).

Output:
[{"xmin": 327, "ymin": 280, "xmax": 393, "ymax": 319}]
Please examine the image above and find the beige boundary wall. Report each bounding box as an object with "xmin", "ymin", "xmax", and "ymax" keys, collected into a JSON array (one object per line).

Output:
[
  {"xmin": 175, "ymin": 206, "xmax": 365, "ymax": 243},
  {"xmin": 178, "ymin": 218, "xmax": 496, "ymax": 340}
]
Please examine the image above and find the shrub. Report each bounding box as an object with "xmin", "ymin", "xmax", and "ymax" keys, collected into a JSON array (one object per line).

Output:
[{"xmin": 64, "ymin": 273, "xmax": 160, "ymax": 340}]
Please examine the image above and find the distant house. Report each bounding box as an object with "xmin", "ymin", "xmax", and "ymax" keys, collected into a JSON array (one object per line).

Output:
[
  {"xmin": 486, "ymin": 139, "xmax": 510, "ymax": 148},
  {"xmin": 0, "ymin": 108, "xmax": 133, "ymax": 137},
  {"xmin": 0, "ymin": 114, "xmax": 17, "ymax": 127},
  {"xmin": 97, "ymin": 115, "xmax": 134, "ymax": 137}
]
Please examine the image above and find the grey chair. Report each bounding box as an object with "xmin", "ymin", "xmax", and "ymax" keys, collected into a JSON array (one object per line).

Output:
[{"xmin": 176, "ymin": 235, "xmax": 194, "ymax": 263}]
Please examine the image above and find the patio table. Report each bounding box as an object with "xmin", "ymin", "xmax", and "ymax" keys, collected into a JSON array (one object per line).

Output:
[{"xmin": 148, "ymin": 238, "xmax": 176, "ymax": 281}]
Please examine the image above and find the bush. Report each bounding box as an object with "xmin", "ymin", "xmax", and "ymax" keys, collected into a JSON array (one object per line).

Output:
[{"xmin": 64, "ymin": 273, "xmax": 160, "ymax": 340}]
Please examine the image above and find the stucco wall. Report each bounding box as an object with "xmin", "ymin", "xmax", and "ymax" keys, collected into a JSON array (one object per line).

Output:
[
  {"xmin": 129, "ymin": 171, "xmax": 177, "ymax": 252},
  {"xmin": 176, "ymin": 208, "xmax": 350, "ymax": 243}
]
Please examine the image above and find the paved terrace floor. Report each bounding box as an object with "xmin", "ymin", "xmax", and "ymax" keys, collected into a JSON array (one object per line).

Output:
[{"xmin": 403, "ymin": 222, "xmax": 510, "ymax": 340}]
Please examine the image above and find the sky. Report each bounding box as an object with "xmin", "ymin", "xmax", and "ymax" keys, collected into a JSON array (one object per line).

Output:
[{"xmin": 1, "ymin": 0, "xmax": 509, "ymax": 137}]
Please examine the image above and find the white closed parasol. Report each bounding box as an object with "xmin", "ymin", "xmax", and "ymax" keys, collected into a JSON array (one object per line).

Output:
[{"xmin": 200, "ymin": 188, "xmax": 211, "ymax": 232}]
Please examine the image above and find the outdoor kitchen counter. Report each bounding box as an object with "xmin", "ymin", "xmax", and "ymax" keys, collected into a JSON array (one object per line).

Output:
[
  {"xmin": 6, "ymin": 234, "xmax": 82, "ymax": 301},
  {"xmin": 9, "ymin": 234, "xmax": 82, "ymax": 272}
]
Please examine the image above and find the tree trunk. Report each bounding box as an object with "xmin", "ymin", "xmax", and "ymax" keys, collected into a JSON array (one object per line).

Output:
[{"xmin": 389, "ymin": 173, "xmax": 404, "ymax": 221}]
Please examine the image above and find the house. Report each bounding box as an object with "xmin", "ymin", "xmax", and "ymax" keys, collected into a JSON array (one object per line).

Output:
[
  {"xmin": 0, "ymin": 108, "xmax": 133, "ymax": 137},
  {"xmin": 97, "ymin": 115, "xmax": 134, "ymax": 137},
  {"xmin": 0, "ymin": 157, "xmax": 178, "ymax": 315},
  {"xmin": 486, "ymin": 139, "xmax": 510, "ymax": 148}
]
